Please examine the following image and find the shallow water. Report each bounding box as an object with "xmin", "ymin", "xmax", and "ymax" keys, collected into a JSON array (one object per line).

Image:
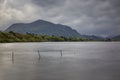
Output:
[{"xmin": 0, "ymin": 42, "xmax": 120, "ymax": 80}]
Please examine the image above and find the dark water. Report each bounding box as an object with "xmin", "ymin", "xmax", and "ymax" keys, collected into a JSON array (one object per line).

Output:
[{"xmin": 0, "ymin": 42, "xmax": 120, "ymax": 80}]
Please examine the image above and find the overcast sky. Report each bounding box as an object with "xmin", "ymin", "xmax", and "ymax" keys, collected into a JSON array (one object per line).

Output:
[{"xmin": 0, "ymin": 0, "xmax": 120, "ymax": 36}]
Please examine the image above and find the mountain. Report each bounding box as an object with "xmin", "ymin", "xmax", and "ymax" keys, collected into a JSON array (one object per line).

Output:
[
  {"xmin": 79, "ymin": 35, "xmax": 104, "ymax": 40},
  {"xmin": 5, "ymin": 19, "xmax": 104, "ymax": 40},
  {"xmin": 111, "ymin": 35, "xmax": 120, "ymax": 41},
  {"xmin": 5, "ymin": 20, "xmax": 81, "ymax": 37}
]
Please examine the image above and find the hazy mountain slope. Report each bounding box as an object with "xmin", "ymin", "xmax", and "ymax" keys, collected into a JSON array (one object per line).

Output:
[
  {"xmin": 111, "ymin": 35, "xmax": 120, "ymax": 40},
  {"xmin": 5, "ymin": 20, "xmax": 80, "ymax": 37},
  {"xmin": 5, "ymin": 20, "xmax": 105, "ymax": 40}
]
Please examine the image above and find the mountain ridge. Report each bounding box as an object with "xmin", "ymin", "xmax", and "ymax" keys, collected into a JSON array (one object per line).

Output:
[
  {"xmin": 5, "ymin": 19, "xmax": 103, "ymax": 40},
  {"xmin": 111, "ymin": 35, "xmax": 120, "ymax": 41},
  {"xmin": 5, "ymin": 20, "xmax": 80, "ymax": 37}
]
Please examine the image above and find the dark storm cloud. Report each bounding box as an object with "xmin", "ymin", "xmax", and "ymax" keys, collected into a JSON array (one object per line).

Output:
[
  {"xmin": 0, "ymin": 0, "xmax": 120, "ymax": 36},
  {"xmin": 63, "ymin": 0, "xmax": 120, "ymax": 36},
  {"xmin": 33, "ymin": 0, "xmax": 66, "ymax": 8}
]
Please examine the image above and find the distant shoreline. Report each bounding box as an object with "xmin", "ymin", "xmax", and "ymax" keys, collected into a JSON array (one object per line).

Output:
[{"xmin": 0, "ymin": 31, "xmax": 119, "ymax": 43}]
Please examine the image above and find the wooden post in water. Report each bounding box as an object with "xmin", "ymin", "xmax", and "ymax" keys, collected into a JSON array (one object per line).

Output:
[
  {"xmin": 60, "ymin": 50, "xmax": 63, "ymax": 57},
  {"xmin": 38, "ymin": 50, "xmax": 41, "ymax": 60},
  {"xmin": 12, "ymin": 51, "xmax": 14, "ymax": 64}
]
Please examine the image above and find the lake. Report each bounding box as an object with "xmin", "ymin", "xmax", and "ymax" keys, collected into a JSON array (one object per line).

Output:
[{"xmin": 0, "ymin": 42, "xmax": 120, "ymax": 80}]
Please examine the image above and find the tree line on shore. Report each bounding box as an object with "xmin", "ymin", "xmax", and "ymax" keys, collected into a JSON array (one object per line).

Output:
[
  {"xmin": 0, "ymin": 31, "xmax": 117, "ymax": 43},
  {"xmin": 0, "ymin": 31, "xmax": 92, "ymax": 43}
]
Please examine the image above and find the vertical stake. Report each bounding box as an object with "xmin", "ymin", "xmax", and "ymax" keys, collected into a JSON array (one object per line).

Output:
[
  {"xmin": 38, "ymin": 50, "xmax": 41, "ymax": 60},
  {"xmin": 60, "ymin": 50, "xmax": 63, "ymax": 57},
  {"xmin": 12, "ymin": 51, "xmax": 14, "ymax": 64}
]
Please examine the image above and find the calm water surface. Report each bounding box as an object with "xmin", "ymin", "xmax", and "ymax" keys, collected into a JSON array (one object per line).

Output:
[{"xmin": 0, "ymin": 42, "xmax": 120, "ymax": 80}]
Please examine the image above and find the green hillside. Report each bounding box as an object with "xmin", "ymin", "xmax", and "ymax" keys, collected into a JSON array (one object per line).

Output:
[{"xmin": 0, "ymin": 31, "xmax": 90, "ymax": 43}]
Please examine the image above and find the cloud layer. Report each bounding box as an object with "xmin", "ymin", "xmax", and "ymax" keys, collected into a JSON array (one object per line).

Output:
[{"xmin": 0, "ymin": 0, "xmax": 120, "ymax": 36}]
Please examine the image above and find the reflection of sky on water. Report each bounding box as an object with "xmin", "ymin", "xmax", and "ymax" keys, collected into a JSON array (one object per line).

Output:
[{"xmin": 0, "ymin": 42, "xmax": 120, "ymax": 80}]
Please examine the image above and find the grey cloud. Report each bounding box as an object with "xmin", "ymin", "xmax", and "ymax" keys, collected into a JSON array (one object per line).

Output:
[
  {"xmin": 32, "ymin": 0, "xmax": 66, "ymax": 9},
  {"xmin": 0, "ymin": 0, "xmax": 120, "ymax": 36},
  {"xmin": 61, "ymin": 0, "xmax": 120, "ymax": 36},
  {"xmin": 0, "ymin": 0, "xmax": 38, "ymax": 30}
]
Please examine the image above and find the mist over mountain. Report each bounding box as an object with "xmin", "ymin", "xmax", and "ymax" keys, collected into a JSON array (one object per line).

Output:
[{"xmin": 111, "ymin": 35, "xmax": 120, "ymax": 41}]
